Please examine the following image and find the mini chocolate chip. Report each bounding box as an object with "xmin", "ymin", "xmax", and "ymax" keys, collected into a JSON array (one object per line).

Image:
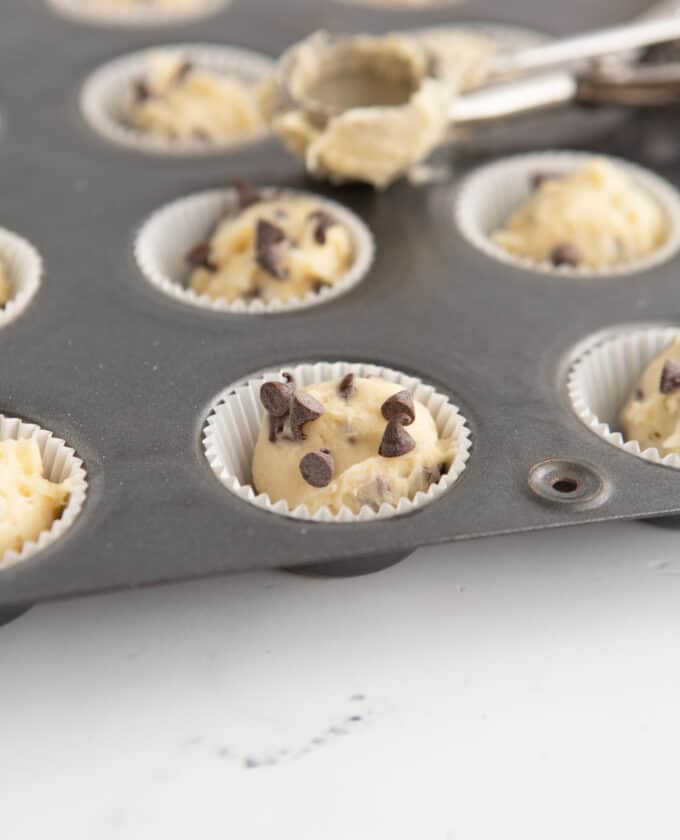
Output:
[
  {"xmin": 174, "ymin": 60, "xmax": 194, "ymax": 83},
  {"xmin": 255, "ymin": 219, "xmax": 289, "ymax": 281},
  {"xmin": 186, "ymin": 241, "xmax": 217, "ymax": 271},
  {"xmin": 311, "ymin": 280, "xmax": 325, "ymax": 295},
  {"xmin": 379, "ymin": 419, "xmax": 416, "ymax": 458},
  {"xmin": 260, "ymin": 380, "xmax": 293, "ymax": 417},
  {"xmin": 381, "ymin": 390, "xmax": 415, "ymax": 426},
  {"xmin": 282, "ymin": 372, "xmax": 295, "ymax": 384},
  {"xmin": 550, "ymin": 242, "xmax": 580, "ymax": 267},
  {"xmin": 660, "ymin": 359, "xmax": 680, "ymax": 394},
  {"xmin": 134, "ymin": 80, "xmax": 151, "ymax": 102},
  {"xmin": 439, "ymin": 461, "xmax": 449, "ymax": 476},
  {"xmin": 233, "ymin": 179, "xmax": 261, "ymax": 210},
  {"xmin": 338, "ymin": 373, "xmax": 355, "ymax": 400},
  {"xmin": 242, "ymin": 286, "xmax": 262, "ymax": 301},
  {"xmin": 290, "ymin": 391, "xmax": 324, "ymax": 440},
  {"xmin": 530, "ymin": 171, "xmax": 560, "ymax": 191},
  {"xmin": 308, "ymin": 210, "xmax": 337, "ymax": 245},
  {"xmin": 299, "ymin": 449, "xmax": 335, "ymax": 487},
  {"xmin": 635, "ymin": 388, "xmax": 644, "ymax": 401},
  {"xmin": 268, "ymin": 414, "xmax": 285, "ymax": 443}
]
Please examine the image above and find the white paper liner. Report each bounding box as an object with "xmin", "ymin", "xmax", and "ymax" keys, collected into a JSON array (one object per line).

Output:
[
  {"xmin": 414, "ymin": 21, "xmax": 548, "ymax": 53},
  {"xmin": 455, "ymin": 151, "xmax": 680, "ymax": 278},
  {"xmin": 134, "ymin": 188, "xmax": 375, "ymax": 314},
  {"xmin": 80, "ymin": 44, "xmax": 274, "ymax": 157},
  {"xmin": 0, "ymin": 415, "xmax": 88, "ymax": 571},
  {"xmin": 47, "ymin": 0, "xmax": 228, "ymax": 27},
  {"xmin": 203, "ymin": 361, "xmax": 472, "ymax": 523},
  {"xmin": 0, "ymin": 228, "xmax": 43, "ymax": 330},
  {"xmin": 567, "ymin": 325, "xmax": 680, "ymax": 469}
]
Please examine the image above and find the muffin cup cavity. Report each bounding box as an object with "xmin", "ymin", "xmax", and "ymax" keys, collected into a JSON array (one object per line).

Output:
[
  {"xmin": 80, "ymin": 44, "xmax": 274, "ymax": 156},
  {"xmin": 203, "ymin": 361, "xmax": 472, "ymax": 523},
  {"xmin": 134, "ymin": 188, "xmax": 375, "ymax": 315},
  {"xmin": 567, "ymin": 325, "xmax": 680, "ymax": 469},
  {"xmin": 0, "ymin": 415, "xmax": 88, "ymax": 571},
  {"xmin": 455, "ymin": 151, "xmax": 680, "ymax": 277},
  {"xmin": 0, "ymin": 228, "xmax": 43, "ymax": 330},
  {"xmin": 47, "ymin": 0, "xmax": 228, "ymax": 27}
]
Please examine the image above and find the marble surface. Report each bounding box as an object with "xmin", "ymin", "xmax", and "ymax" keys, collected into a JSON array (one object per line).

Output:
[{"xmin": 2, "ymin": 519, "xmax": 680, "ymax": 839}]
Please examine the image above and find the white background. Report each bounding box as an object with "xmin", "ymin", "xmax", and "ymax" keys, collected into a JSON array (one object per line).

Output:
[{"xmin": 2, "ymin": 519, "xmax": 680, "ymax": 839}]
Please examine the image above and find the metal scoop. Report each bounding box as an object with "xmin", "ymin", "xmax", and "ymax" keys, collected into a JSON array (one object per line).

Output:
[{"xmin": 280, "ymin": 16, "xmax": 680, "ymax": 129}]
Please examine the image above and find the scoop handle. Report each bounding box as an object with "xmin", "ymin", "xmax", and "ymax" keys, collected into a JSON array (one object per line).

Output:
[
  {"xmin": 449, "ymin": 72, "xmax": 578, "ymax": 126},
  {"xmin": 490, "ymin": 16, "xmax": 680, "ymax": 77}
]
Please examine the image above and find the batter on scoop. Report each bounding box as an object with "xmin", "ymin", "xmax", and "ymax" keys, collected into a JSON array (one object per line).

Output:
[
  {"xmin": 252, "ymin": 372, "xmax": 455, "ymax": 515},
  {"xmin": 0, "ymin": 260, "xmax": 11, "ymax": 307},
  {"xmin": 493, "ymin": 158, "xmax": 668, "ymax": 270},
  {"xmin": 621, "ymin": 337, "xmax": 680, "ymax": 456},
  {"xmin": 188, "ymin": 186, "xmax": 354, "ymax": 305},
  {"xmin": 259, "ymin": 30, "xmax": 496, "ymax": 187},
  {"xmin": 128, "ymin": 51, "xmax": 263, "ymax": 144},
  {"xmin": 0, "ymin": 440, "xmax": 71, "ymax": 563}
]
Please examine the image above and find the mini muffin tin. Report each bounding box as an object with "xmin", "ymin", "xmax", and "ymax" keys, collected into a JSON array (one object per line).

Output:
[{"xmin": 2, "ymin": 0, "xmax": 680, "ymax": 615}]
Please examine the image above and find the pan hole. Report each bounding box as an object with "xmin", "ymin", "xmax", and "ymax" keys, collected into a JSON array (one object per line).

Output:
[
  {"xmin": 529, "ymin": 459, "xmax": 605, "ymax": 506},
  {"xmin": 552, "ymin": 477, "xmax": 578, "ymax": 494}
]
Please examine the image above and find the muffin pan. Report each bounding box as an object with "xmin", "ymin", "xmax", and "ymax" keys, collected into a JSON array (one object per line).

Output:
[{"xmin": 2, "ymin": 0, "xmax": 680, "ymax": 614}]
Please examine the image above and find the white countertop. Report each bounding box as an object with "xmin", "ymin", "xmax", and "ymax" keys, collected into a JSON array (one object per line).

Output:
[{"xmin": 2, "ymin": 519, "xmax": 680, "ymax": 840}]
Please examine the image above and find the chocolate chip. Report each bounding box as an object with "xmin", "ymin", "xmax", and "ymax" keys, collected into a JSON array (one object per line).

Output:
[
  {"xmin": 338, "ymin": 373, "xmax": 355, "ymax": 400},
  {"xmin": 260, "ymin": 380, "xmax": 293, "ymax": 417},
  {"xmin": 174, "ymin": 60, "xmax": 194, "ymax": 83},
  {"xmin": 550, "ymin": 242, "xmax": 580, "ymax": 267},
  {"xmin": 255, "ymin": 219, "xmax": 289, "ymax": 281},
  {"xmin": 530, "ymin": 171, "xmax": 560, "ymax": 191},
  {"xmin": 233, "ymin": 179, "xmax": 261, "ymax": 210},
  {"xmin": 308, "ymin": 210, "xmax": 337, "ymax": 245},
  {"xmin": 660, "ymin": 359, "xmax": 680, "ymax": 394},
  {"xmin": 282, "ymin": 372, "xmax": 295, "ymax": 384},
  {"xmin": 290, "ymin": 391, "xmax": 324, "ymax": 440},
  {"xmin": 381, "ymin": 390, "xmax": 415, "ymax": 426},
  {"xmin": 186, "ymin": 241, "xmax": 217, "ymax": 271},
  {"xmin": 635, "ymin": 388, "xmax": 644, "ymax": 401},
  {"xmin": 299, "ymin": 449, "xmax": 335, "ymax": 487},
  {"xmin": 379, "ymin": 420, "xmax": 416, "ymax": 458},
  {"xmin": 311, "ymin": 280, "xmax": 325, "ymax": 295},
  {"xmin": 134, "ymin": 80, "xmax": 151, "ymax": 102}
]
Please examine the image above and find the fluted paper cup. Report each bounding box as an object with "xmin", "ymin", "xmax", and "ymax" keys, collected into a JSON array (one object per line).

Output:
[
  {"xmin": 47, "ymin": 0, "xmax": 228, "ymax": 28},
  {"xmin": 0, "ymin": 416, "xmax": 88, "ymax": 571},
  {"xmin": 0, "ymin": 228, "xmax": 42, "ymax": 330},
  {"xmin": 567, "ymin": 325, "xmax": 680, "ymax": 469},
  {"xmin": 455, "ymin": 151, "xmax": 680, "ymax": 277},
  {"xmin": 80, "ymin": 43, "xmax": 273, "ymax": 156},
  {"xmin": 135, "ymin": 187, "xmax": 375, "ymax": 314},
  {"xmin": 203, "ymin": 361, "xmax": 471, "ymax": 523}
]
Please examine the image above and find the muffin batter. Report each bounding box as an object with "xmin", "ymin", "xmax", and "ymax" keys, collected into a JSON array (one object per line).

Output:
[
  {"xmin": 0, "ymin": 439, "xmax": 71, "ymax": 561},
  {"xmin": 252, "ymin": 372, "xmax": 455, "ymax": 514},
  {"xmin": 493, "ymin": 158, "xmax": 668, "ymax": 270},
  {"xmin": 259, "ymin": 32, "xmax": 460, "ymax": 188},
  {"xmin": 0, "ymin": 260, "xmax": 11, "ymax": 307},
  {"xmin": 189, "ymin": 189, "xmax": 354, "ymax": 304},
  {"xmin": 621, "ymin": 337, "xmax": 680, "ymax": 456},
  {"xmin": 129, "ymin": 51, "xmax": 263, "ymax": 144}
]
